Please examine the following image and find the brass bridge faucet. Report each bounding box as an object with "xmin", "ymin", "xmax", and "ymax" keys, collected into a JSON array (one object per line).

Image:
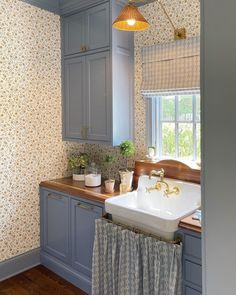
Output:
[{"xmin": 146, "ymin": 168, "xmax": 180, "ymax": 197}]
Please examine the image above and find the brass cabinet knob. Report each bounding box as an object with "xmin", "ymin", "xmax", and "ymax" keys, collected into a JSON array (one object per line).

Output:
[
  {"xmin": 80, "ymin": 46, "xmax": 86, "ymax": 52},
  {"xmin": 81, "ymin": 126, "xmax": 89, "ymax": 140}
]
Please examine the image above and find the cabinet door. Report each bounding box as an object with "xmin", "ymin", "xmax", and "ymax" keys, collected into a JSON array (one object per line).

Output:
[
  {"xmin": 185, "ymin": 286, "xmax": 202, "ymax": 295},
  {"xmin": 42, "ymin": 191, "xmax": 70, "ymax": 263},
  {"xmin": 86, "ymin": 3, "xmax": 110, "ymax": 52},
  {"xmin": 63, "ymin": 12, "xmax": 85, "ymax": 56},
  {"xmin": 64, "ymin": 56, "xmax": 86, "ymax": 139},
  {"xmin": 86, "ymin": 51, "xmax": 111, "ymax": 142},
  {"xmin": 71, "ymin": 199, "xmax": 103, "ymax": 278}
]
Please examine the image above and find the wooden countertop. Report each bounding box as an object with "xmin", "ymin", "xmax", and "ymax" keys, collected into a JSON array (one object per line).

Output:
[
  {"xmin": 40, "ymin": 177, "xmax": 120, "ymax": 204},
  {"xmin": 179, "ymin": 214, "xmax": 201, "ymax": 233},
  {"xmin": 40, "ymin": 177, "xmax": 201, "ymax": 233}
]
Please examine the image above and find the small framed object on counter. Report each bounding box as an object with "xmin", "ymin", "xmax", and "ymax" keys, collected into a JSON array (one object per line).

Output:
[{"xmin": 146, "ymin": 146, "xmax": 157, "ymax": 161}]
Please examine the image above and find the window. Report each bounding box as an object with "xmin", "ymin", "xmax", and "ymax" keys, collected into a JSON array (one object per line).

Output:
[{"xmin": 147, "ymin": 91, "xmax": 201, "ymax": 162}]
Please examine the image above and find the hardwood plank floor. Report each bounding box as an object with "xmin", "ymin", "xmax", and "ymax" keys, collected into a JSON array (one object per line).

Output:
[{"xmin": 0, "ymin": 265, "xmax": 88, "ymax": 295}]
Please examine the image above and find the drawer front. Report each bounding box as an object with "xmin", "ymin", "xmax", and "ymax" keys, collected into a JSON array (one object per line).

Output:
[
  {"xmin": 184, "ymin": 233, "xmax": 201, "ymax": 260},
  {"xmin": 185, "ymin": 260, "xmax": 202, "ymax": 288},
  {"xmin": 185, "ymin": 286, "xmax": 202, "ymax": 295}
]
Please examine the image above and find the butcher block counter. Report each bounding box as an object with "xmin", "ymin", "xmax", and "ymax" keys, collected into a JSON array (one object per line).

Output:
[{"xmin": 40, "ymin": 177, "xmax": 201, "ymax": 233}]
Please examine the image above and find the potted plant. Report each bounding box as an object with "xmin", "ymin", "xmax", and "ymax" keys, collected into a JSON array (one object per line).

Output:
[
  {"xmin": 104, "ymin": 155, "xmax": 116, "ymax": 193},
  {"xmin": 68, "ymin": 153, "xmax": 89, "ymax": 181},
  {"xmin": 119, "ymin": 140, "xmax": 135, "ymax": 192}
]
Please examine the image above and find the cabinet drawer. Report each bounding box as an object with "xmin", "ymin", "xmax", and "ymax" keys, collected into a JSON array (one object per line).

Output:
[
  {"xmin": 185, "ymin": 260, "xmax": 202, "ymax": 288},
  {"xmin": 185, "ymin": 286, "xmax": 202, "ymax": 295},
  {"xmin": 184, "ymin": 234, "xmax": 201, "ymax": 260}
]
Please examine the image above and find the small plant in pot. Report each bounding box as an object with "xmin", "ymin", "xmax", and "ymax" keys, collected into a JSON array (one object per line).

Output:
[
  {"xmin": 104, "ymin": 155, "xmax": 116, "ymax": 193},
  {"xmin": 119, "ymin": 140, "xmax": 135, "ymax": 193},
  {"xmin": 68, "ymin": 153, "xmax": 89, "ymax": 181}
]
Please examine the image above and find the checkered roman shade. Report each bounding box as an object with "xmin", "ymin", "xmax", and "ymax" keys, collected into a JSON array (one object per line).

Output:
[{"xmin": 141, "ymin": 37, "xmax": 200, "ymax": 96}]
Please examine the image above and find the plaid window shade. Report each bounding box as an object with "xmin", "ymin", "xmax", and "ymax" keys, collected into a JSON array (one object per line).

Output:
[{"xmin": 141, "ymin": 37, "xmax": 200, "ymax": 96}]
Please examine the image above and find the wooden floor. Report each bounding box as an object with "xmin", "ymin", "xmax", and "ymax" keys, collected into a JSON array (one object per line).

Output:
[{"xmin": 0, "ymin": 265, "xmax": 88, "ymax": 295}]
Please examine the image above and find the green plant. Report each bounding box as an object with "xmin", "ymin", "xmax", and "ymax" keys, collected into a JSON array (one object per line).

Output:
[
  {"xmin": 68, "ymin": 153, "xmax": 89, "ymax": 173},
  {"xmin": 119, "ymin": 140, "xmax": 135, "ymax": 170},
  {"xmin": 104, "ymin": 155, "xmax": 115, "ymax": 180}
]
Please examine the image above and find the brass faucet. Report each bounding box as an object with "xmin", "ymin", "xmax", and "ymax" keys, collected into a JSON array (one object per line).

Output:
[{"xmin": 147, "ymin": 168, "xmax": 180, "ymax": 197}]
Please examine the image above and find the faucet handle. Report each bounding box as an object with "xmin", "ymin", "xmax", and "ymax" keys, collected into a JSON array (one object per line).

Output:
[{"xmin": 149, "ymin": 168, "xmax": 165, "ymax": 179}]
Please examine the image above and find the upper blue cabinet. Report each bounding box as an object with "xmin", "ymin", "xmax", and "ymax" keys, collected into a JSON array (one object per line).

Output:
[
  {"xmin": 62, "ymin": 0, "xmax": 134, "ymax": 146},
  {"xmin": 63, "ymin": 3, "xmax": 110, "ymax": 56}
]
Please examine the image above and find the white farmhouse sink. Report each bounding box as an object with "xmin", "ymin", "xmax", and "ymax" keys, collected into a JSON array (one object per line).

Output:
[{"xmin": 105, "ymin": 175, "xmax": 201, "ymax": 239}]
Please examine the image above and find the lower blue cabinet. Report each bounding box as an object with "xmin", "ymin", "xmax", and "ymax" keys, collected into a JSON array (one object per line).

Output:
[
  {"xmin": 41, "ymin": 190, "xmax": 70, "ymax": 264},
  {"xmin": 176, "ymin": 229, "xmax": 202, "ymax": 295},
  {"xmin": 40, "ymin": 188, "xmax": 104, "ymax": 294},
  {"xmin": 71, "ymin": 199, "xmax": 103, "ymax": 277}
]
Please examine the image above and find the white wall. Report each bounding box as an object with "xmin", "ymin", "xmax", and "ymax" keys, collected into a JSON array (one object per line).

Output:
[{"xmin": 201, "ymin": 0, "xmax": 236, "ymax": 293}]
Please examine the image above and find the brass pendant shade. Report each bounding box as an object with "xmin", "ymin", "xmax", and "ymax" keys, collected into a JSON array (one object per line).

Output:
[{"xmin": 112, "ymin": 3, "xmax": 150, "ymax": 31}]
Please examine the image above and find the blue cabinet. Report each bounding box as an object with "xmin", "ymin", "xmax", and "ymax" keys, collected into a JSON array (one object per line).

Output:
[
  {"xmin": 63, "ymin": 3, "xmax": 109, "ymax": 56},
  {"xmin": 64, "ymin": 56, "xmax": 86, "ymax": 139},
  {"xmin": 41, "ymin": 190, "xmax": 70, "ymax": 263},
  {"xmin": 85, "ymin": 3, "xmax": 110, "ymax": 52},
  {"xmin": 64, "ymin": 11, "xmax": 85, "ymax": 56},
  {"xmin": 86, "ymin": 51, "xmax": 111, "ymax": 142},
  {"xmin": 64, "ymin": 51, "xmax": 110, "ymax": 141},
  {"xmin": 40, "ymin": 188, "xmax": 104, "ymax": 294},
  {"xmin": 177, "ymin": 229, "xmax": 202, "ymax": 295},
  {"xmin": 71, "ymin": 199, "xmax": 103, "ymax": 278},
  {"xmin": 62, "ymin": 0, "xmax": 134, "ymax": 145}
]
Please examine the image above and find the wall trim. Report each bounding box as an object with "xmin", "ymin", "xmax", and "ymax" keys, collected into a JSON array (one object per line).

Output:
[
  {"xmin": 41, "ymin": 251, "xmax": 91, "ymax": 294},
  {"xmin": 59, "ymin": 0, "xmax": 106, "ymax": 15},
  {"xmin": 0, "ymin": 248, "xmax": 40, "ymax": 282},
  {"xmin": 20, "ymin": 0, "xmax": 60, "ymax": 14}
]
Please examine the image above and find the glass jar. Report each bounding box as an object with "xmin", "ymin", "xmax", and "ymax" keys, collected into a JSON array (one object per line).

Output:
[{"xmin": 85, "ymin": 162, "xmax": 101, "ymax": 187}]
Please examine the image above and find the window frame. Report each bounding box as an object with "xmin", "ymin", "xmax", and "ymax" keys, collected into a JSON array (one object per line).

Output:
[{"xmin": 146, "ymin": 91, "xmax": 200, "ymax": 162}]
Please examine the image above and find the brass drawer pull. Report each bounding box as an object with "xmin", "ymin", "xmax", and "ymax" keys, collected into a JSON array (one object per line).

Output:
[
  {"xmin": 76, "ymin": 202, "xmax": 94, "ymax": 211},
  {"xmin": 80, "ymin": 46, "xmax": 87, "ymax": 52},
  {"xmin": 48, "ymin": 193, "xmax": 63, "ymax": 201}
]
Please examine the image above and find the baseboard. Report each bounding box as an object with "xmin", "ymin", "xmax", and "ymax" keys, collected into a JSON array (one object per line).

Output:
[
  {"xmin": 0, "ymin": 248, "xmax": 40, "ymax": 282},
  {"xmin": 40, "ymin": 251, "xmax": 91, "ymax": 295}
]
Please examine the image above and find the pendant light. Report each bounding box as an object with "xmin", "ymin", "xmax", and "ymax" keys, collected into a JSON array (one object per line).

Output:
[
  {"xmin": 112, "ymin": 1, "xmax": 150, "ymax": 31},
  {"xmin": 112, "ymin": 0, "xmax": 186, "ymax": 40}
]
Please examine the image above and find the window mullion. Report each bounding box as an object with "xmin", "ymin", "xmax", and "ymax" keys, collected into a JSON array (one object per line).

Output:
[
  {"xmin": 175, "ymin": 95, "xmax": 179, "ymax": 158},
  {"xmin": 157, "ymin": 97, "xmax": 162, "ymax": 159},
  {"xmin": 193, "ymin": 94, "xmax": 197, "ymax": 161}
]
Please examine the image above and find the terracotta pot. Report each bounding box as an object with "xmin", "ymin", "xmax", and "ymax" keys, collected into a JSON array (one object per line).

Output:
[{"xmin": 105, "ymin": 179, "xmax": 115, "ymax": 193}]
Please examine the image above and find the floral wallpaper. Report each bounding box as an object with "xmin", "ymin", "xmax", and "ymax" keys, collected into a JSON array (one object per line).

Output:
[
  {"xmin": 85, "ymin": 0, "xmax": 200, "ymax": 178},
  {"xmin": 0, "ymin": 0, "xmax": 199, "ymax": 262},
  {"xmin": 0, "ymin": 0, "xmax": 84, "ymax": 262}
]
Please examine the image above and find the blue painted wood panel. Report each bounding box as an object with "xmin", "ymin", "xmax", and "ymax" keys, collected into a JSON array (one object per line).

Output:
[
  {"xmin": 185, "ymin": 286, "xmax": 201, "ymax": 295},
  {"xmin": 185, "ymin": 260, "xmax": 202, "ymax": 288},
  {"xmin": 64, "ymin": 56, "xmax": 86, "ymax": 140},
  {"xmin": 71, "ymin": 199, "xmax": 103, "ymax": 278},
  {"xmin": 63, "ymin": 12, "xmax": 85, "ymax": 56},
  {"xmin": 177, "ymin": 229, "xmax": 202, "ymax": 295},
  {"xmin": 42, "ymin": 191, "xmax": 70, "ymax": 264},
  {"xmin": 20, "ymin": 0, "xmax": 59, "ymax": 14},
  {"xmin": 61, "ymin": 0, "xmax": 134, "ymax": 145},
  {"xmin": 59, "ymin": 0, "xmax": 105, "ymax": 15},
  {"xmin": 184, "ymin": 233, "xmax": 202, "ymax": 260},
  {"xmin": 86, "ymin": 51, "xmax": 111, "ymax": 142},
  {"xmin": 86, "ymin": 3, "xmax": 110, "ymax": 52},
  {"xmin": 63, "ymin": 3, "xmax": 109, "ymax": 56}
]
